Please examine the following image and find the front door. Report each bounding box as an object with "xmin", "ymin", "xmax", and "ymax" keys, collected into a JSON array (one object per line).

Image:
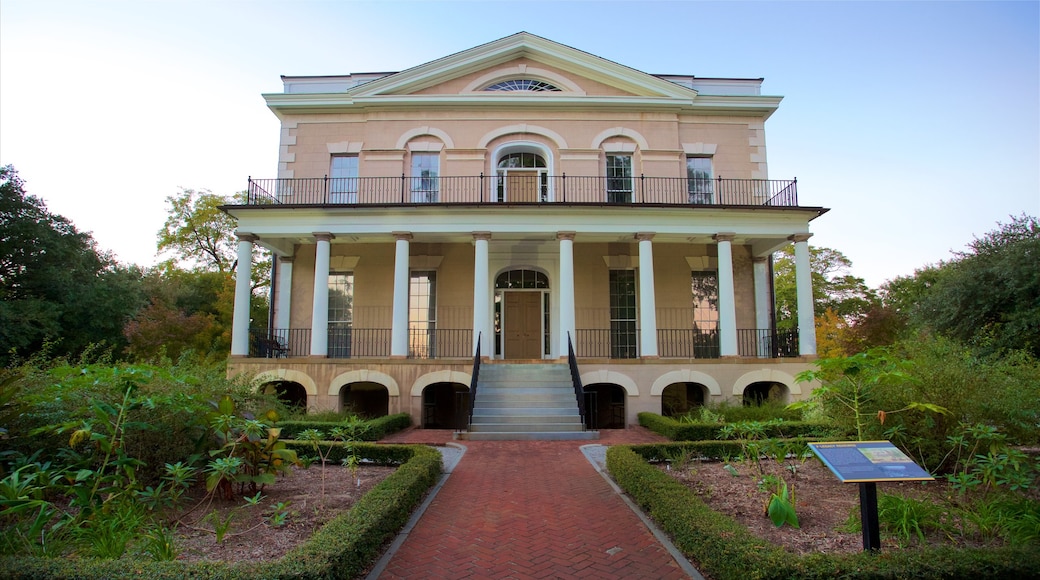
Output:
[
  {"xmin": 506, "ymin": 171, "xmax": 540, "ymax": 203},
  {"xmin": 503, "ymin": 292, "xmax": 542, "ymax": 359}
]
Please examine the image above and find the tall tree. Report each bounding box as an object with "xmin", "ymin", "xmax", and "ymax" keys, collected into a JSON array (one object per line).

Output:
[
  {"xmin": 916, "ymin": 214, "xmax": 1039, "ymax": 357},
  {"xmin": 0, "ymin": 165, "xmax": 145, "ymax": 364},
  {"xmin": 773, "ymin": 245, "xmax": 875, "ymax": 331}
]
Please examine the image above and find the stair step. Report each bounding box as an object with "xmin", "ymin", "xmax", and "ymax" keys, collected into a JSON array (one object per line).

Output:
[
  {"xmin": 456, "ymin": 431, "xmax": 600, "ymax": 441},
  {"xmin": 471, "ymin": 415, "xmax": 582, "ymax": 424},
  {"xmin": 469, "ymin": 423, "xmax": 585, "ymax": 433}
]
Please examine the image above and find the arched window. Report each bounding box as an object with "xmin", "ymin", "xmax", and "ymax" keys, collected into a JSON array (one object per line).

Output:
[
  {"xmin": 495, "ymin": 269, "xmax": 549, "ymax": 289},
  {"xmin": 484, "ymin": 79, "xmax": 562, "ymax": 92},
  {"xmin": 497, "ymin": 152, "xmax": 546, "ymax": 169}
]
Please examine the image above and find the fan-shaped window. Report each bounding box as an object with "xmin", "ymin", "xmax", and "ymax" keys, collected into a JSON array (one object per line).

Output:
[
  {"xmin": 496, "ymin": 269, "xmax": 549, "ymax": 289},
  {"xmin": 485, "ymin": 79, "xmax": 562, "ymax": 92},
  {"xmin": 497, "ymin": 152, "xmax": 546, "ymax": 169}
]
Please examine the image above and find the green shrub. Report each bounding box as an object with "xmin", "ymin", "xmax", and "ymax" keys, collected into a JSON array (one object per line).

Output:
[
  {"xmin": 279, "ymin": 413, "xmax": 411, "ymax": 441},
  {"xmin": 638, "ymin": 412, "xmax": 841, "ymax": 442}
]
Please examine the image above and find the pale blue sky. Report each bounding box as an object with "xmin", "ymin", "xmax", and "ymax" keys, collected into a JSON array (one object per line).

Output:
[{"xmin": 1, "ymin": 0, "xmax": 1037, "ymax": 287}]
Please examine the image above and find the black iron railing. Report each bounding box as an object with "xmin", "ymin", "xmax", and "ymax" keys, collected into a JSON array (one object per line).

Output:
[
  {"xmin": 245, "ymin": 175, "xmax": 799, "ymax": 207},
  {"xmin": 566, "ymin": 332, "xmax": 586, "ymax": 430},
  {"xmin": 736, "ymin": 328, "xmax": 800, "ymax": 358},
  {"xmin": 466, "ymin": 333, "xmax": 481, "ymax": 430},
  {"xmin": 248, "ymin": 328, "xmax": 310, "ymax": 358},
  {"xmin": 657, "ymin": 329, "xmax": 721, "ymax": 358},
  {"xmin": 574, "ymin": 328, "xmax": 640, "ymax": 359},
  {"xmin": 408, "ymin": 328, "xmax": 473, "ymax": 359}
]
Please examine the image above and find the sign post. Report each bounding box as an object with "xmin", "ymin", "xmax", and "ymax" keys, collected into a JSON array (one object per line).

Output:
[{"xmin": 808, "ymin": 441, "xmax": 933, "ymax": 552}]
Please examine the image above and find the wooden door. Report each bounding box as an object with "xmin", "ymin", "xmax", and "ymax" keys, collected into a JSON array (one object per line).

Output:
[
  {"xmin": 506, "ymin": 172, "xmax": 539, "ymax": 202},
  {"xmin": 503, "ymin": 292, "xmax": 542, "ymax": 359}
]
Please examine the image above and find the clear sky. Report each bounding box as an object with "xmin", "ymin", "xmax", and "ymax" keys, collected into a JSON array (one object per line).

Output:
[{"xmin": 1, "ymin": 0, "xmax": 1037, "ymax": 288}]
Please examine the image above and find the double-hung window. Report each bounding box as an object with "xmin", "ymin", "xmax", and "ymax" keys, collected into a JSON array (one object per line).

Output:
[
  {"xmin": 329, "ymin": 155, "xmax": 359, "ymax": 204},
  {"xmin": 691, "ymin": 271, "xmax": 720, "ymax": 357},
  {"xmin": 687, "ymin": 156, "xmax": 713, "ymax": 204},
  {"xmin": 409, "ymin": 271, "xmax": 437, "ymax": 358},
  {"xmin": 328, "ymin": 272, "xmax": 354, "ymax": 357},
  {"xmin": 606, "ymin": 155, "xmax": 633, "ymax": 203},
  {"xmin": 609, "ymin": 269, "xmax": 638, "ymax": 359},
  {"xmin": 410, "ymin": 153, "xmax": 439, "ymax": 203}
]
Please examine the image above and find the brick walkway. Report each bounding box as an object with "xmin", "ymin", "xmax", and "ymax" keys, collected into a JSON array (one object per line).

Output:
[{"xmin": 376, "ymin": 427, "xmax": 693, "ymax": 579}]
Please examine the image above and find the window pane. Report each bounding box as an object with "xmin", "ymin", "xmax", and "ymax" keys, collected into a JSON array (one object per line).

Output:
[
  {"xmin": 328, "ymin": 272, "xmax": 354, "ymax": 358},
  {"xmin": 687, "ymin": 157, "xmax": 713, "ymax": 203},
  {"xmin": 409, "ymin": 271, "xmax": 437, "ymax": 357},
  {"xmin": 609, "ymin": 270, "xmax": 638, "ymax": 358},
  {"xmin": 329, "ymin": 155, "xmax": 359, "ymax": 201},
  {"xmin": 606, "ymin": 155, "xmax": 633, "ymax": 203},
  {"xmin": 691, "ymin": 271, "xmax": 719, "ymax": 331},
  {"xmin": 410, "ymin": 153, "xmax": 439, "ymax": 202}
]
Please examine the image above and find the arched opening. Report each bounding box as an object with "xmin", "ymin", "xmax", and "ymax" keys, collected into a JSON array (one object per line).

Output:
[
  {"xmin": 494, "ymin": 144, "xmax": 550, "ymax": 202},
  {"xmin": 495, "ymin": 268, "xmax": 550, "ymax": 360},
  {"xmin": 340, "ymin": 382, "xmax": 389, "ymax": 418},
  {"xmin": 661, "ymin": 382, "xmax": 708, "ymax": 418},
  {"xmin": 264, "ymin": 381, "xmax": 308, "ymax": 410},
  {"xmin": 742, "ymin": 381, "xmax": 789, "ymax": 406},
  {"xmin": 583, "ymin": 383, "xmax": 626, "ymax": 430},
  {"xmin": 422, "ymin": 382, "xmax": 470, "ymax": 429}
]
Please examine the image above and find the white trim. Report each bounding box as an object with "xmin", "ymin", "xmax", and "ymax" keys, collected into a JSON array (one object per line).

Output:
[
  {"xmin": 490, "ymin": 141, "xmax": 554, "ymax": 202},
  {"xmin": 462, "ymin": 65, "xmax": 586, "ymax": 95},
  {"xmin": 407, "ymin": 142, "xmax": 444, "ymax": 152},
  {"xmin": 410, "ymin": 370, "xmax": 472, "ymax": 397},
  {"xmin": 329, "ymin": 370, "xmax": 400, "ymax": 397},
  {"xmin": 732, "ymin": 369, "xmax": 801, "ymax": 397},
  {"xmin": 682, "ymin": 143, "xmax": 718, "ymax": 155},
  {"xmin": 580, "ymin": 370, "xmax": 639, "ymax": 396},
  {"xmin": 650, "ymin": 370, "xmax": 722, "ymax": 397},
  {"xmin": 590, "ymin": 127, "xmax": 650, "ymax": 151},
  {"xmin": 395, "ymin": 126, "xmax": 456, "ymax": 150},
  {"xmin": 252, "ymin": 369, "xmax": 318, "ymax": 396},
  {"xmin": 478, "ymin": 124, "xmax": 568, "ymax": 149}
]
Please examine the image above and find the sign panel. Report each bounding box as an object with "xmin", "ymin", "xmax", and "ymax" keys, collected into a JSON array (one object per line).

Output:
[{"xmin": 808, "ymin": 441, "xmax": 934, "ymax": 483}]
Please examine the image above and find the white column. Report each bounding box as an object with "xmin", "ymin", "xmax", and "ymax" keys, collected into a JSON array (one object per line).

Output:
[
  {"xmin": 714, "ymin": 233, "xmax": 738, "ymax": 357},
  {"xmin": 637, "ymin": 232, "xmax": 658, "ymax": 358},
  {"xmin": 309, "ymin": 233, "xmax": 334, "ymax": 357},
  {"xmin": 752, "ymin": 257, "xmax": 770, "ymax": 358},
  {"xmin": 230, "ymin": 234, "xmax": 257, "ymax": 356},
  {"xmin": 791, "ymin": 233, "xmax": 817, "ymax": 356},
  {"xmin": 472, "ymin": 232, "xmax": 491, "ymax": 357},
  {"xmin": 275, "ymin": 256, "xmax": 293, "ymax": 331},
  {"xmin": 557, "ymin": 232, "xmax": 576, "ymax": 358},
  {"xmin": 391, "ymin": 232, "xmax": 412, "ymax": 358}
]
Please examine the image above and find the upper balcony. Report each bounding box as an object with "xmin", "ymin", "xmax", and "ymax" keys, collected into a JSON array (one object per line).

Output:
[{"xmin": 244, "ymin": 176, "xmax": 799, "ymax": 207}]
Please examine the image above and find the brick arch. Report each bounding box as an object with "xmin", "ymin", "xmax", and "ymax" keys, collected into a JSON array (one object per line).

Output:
[
  {"xmin": 731, "ymin": 369, "xmax": 801, "ymax": 397},
  {"xmin": 650, "ymin": 369, "xmax": 722, "ymax": 396},
  {"xmin": 590, "ymin": 127, "xmax": 650, "ymax": 151},
  {"xmin": 328, "ymin": 370, "xmax": 400, "ymax": 397},
  {"xmin": 410, "ymin": 370, "xmax": 472, "ymax": 398},
  {"xmin": 252, "ymin": 369, "xmax": 318, "ymax": 396},
  {"xmin": 478, "ymin": 124, "xmax": 569, "ymax": 150},
  {"xmin": 395, "ymin": 126, "xmax": 455, "ymax": 150},
  {"xmin": 579, "ymin": 370, "xmax": 638, "ymax": 396}
]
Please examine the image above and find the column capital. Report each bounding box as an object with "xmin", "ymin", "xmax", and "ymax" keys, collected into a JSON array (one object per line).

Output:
[
  {"xmin": 557, "ymin": 231, "xmax": 576, "ymax": 241},
  {"xmin": 278, "ymin": 255, "xmax": 294, "ymax": 264},
  {"xmin": 237, "ymin": 233, "xmax": 258, "ymax": 243},
  {"xmin": 713, "ymin": 232, "xmax": 736, "ymax": 243},
  {"xmin": 789, "ymin": 232, "xmax": 813, "ymax": 243},
  {"xmin": 392, "ymin": 231, "xmax": 413, "ymax": 242},
  {"xmin": 752, "ymin": 256, "xmax": 768, "ymax": 264},
  {"xmin": 312, "ymin": 232, "xmax": 335, "ymax": 242},
  {"xmin": 472, "ymin": 231, "xmax": 492, "ymax": 242},
  {"xmin": 635, "ymin": 232, "xmax": 656, "ymax": 242}
]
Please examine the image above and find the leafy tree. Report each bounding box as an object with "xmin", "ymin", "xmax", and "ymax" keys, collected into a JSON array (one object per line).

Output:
[
  {"xmin": 914, "ymin": 214, "xmax": 1039, "ymax": 357},
  {"xmin": 773, "ymin": 245, "xmax": 875, "ymax": 331},
  {"xmin": 0, "ymin": 165, "xmax": 145, "ymax": 365}
]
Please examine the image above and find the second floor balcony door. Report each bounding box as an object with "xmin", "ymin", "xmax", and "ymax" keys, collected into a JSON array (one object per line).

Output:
[
  {"xmin": 503, "ymin": 292, "xmax": 542, "ymax": 359},
  {"xmin": 497, "ymin": 151, "xmax": 548, "ymax": 202}
]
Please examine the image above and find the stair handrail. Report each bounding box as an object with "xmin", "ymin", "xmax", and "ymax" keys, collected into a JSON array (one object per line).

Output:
[
  {"xmin": 465, "ymin": 332, "xmax": 481, "ymax": 431},
  {"xmin": 566, "ymin": 332, "xmax": 587, "ymax": 430}
]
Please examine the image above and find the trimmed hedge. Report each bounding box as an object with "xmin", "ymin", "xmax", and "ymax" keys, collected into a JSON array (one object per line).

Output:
[
  {"xmin": 638, "ymin": 412, "xmax": 841, "ymax": 442},
  {"xmin": 1, "ymin": 444, "xmax": 442, "ymax": 579},
  {"xmin": 627, "ymin": 440, "xmax": 816, "ymax": 463},
  {"xmin": 278, "ymin": 413, "xmax": 412, "ymax": 441},
  {"xmin": 607, "ymin": 445, "xmax": 1040, "ymax": 580}
]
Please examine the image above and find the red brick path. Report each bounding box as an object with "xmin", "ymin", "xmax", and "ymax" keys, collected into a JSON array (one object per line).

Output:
[{"xmin": 378, "ymin": 427, "xmax": 691, "ymax": 579}]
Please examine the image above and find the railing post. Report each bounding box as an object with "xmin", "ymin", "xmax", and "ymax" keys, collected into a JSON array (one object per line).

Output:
[
  {"xmin": 323, "ymin": 174, "xmax": 329, "ymax": 204},
  {"xmin": 247, "ymin": 176, "xmax": 252, "ymax": 203},
  {"xmin": 639, "ymin": 173, "xmax": 645, "ymax": 203},
  {"xmin": 561, "ymin": 173, "xmax": 566, "ymax": 202},
  {"xmin": 401, "ymin": 173, "xmax": 406, "ymax": 204},
  {"xmin": 479, "ymin": 172, "xmax": 484, "ymax": 203}
]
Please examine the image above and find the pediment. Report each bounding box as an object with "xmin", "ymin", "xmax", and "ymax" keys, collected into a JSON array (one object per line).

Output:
[{"xmin": 347, "ymin": 32, "xmax": 696, "ymax": 100}]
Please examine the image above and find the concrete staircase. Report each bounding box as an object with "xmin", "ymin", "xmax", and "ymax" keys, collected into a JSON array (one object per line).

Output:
[{"xmin": 455, "ymin": 362, "xmax": 599, "ymax": 441}]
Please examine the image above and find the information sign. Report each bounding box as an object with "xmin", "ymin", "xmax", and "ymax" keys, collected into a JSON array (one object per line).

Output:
[
  {"xmin": 808, "ymin": 441, "xmax": 934, "ymax": 483},
  {"xmin": 808, "ymin": 441, "xmax": 934, "ymax": 553}
]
